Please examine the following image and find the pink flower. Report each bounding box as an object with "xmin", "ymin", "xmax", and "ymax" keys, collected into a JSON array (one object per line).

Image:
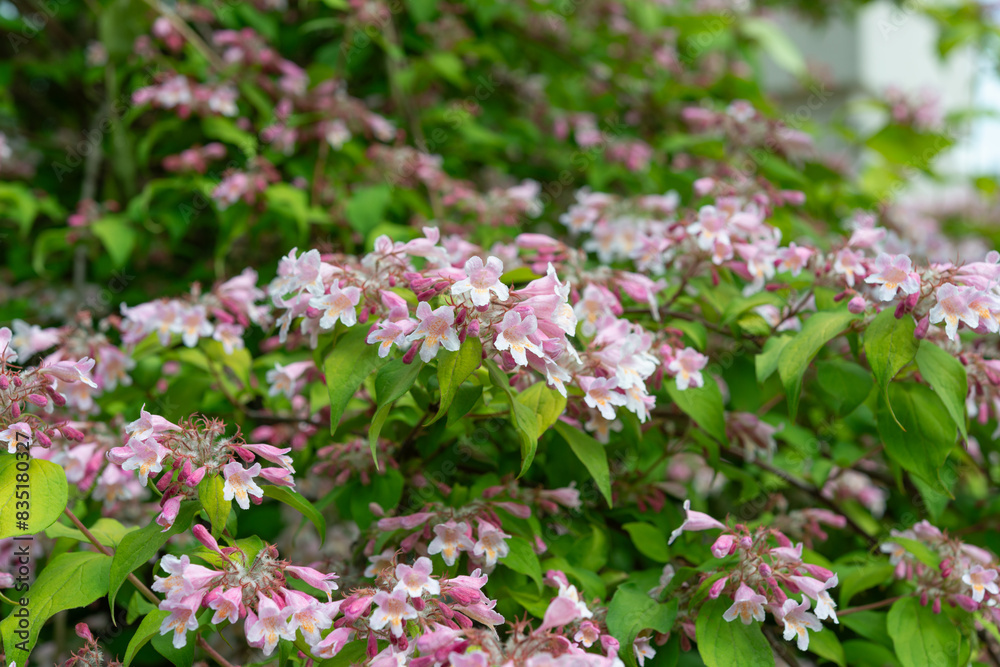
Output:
[
  {"xmin": 580, "ymin": 376, "xmax": 627, "ymax": 421},
  {"xmin": 779, "ymin": 597, "xmax": 824, "ymax": 651},
  {"xmin": 472, "ymin": 524, "xmax": 511, "ymax": 567},
  {"xmin": 967, "ymin": 290, "xmax": 1000, "ymax": 333},
  {"xmin": 864, "ymin": 253, "xmax": 920, "ymax": 302},
  {"xmin": 222, "ymin": 461, "xmax": 264, "ymax": 510},
  {"xmin": 313, "ymin": 627, "xmax": 355, "ymax": 658},
  {"xmin": 929, "ymin": 283, "xmax": 978, "ymax": 341},
  {"xmin": 286, "ymin": 565, "xmax": 340, "ymax": 598},
  {"xmin": 246, "ymin": 594, "xmax": 294, "ymax": 656},
  {"xmin": 494, "ymin": 311, "xmax": 543, "ymax": 366},
  {"xmin": 777, "ymin": 243, "xmax": 813, "ymax": 277},
  {"xmin": 120, "ymin": 437, "xmax": 168, "ymax": 486},
  {"xmin": 125, "ymin": 406, "xmax": 181, "ymax": 441},
  {"xmin": 367, "ymin": 319, "xmax": 416, "ymax": 358},
  {"xmin": 962, "ymin": 566, "xmax": 999, "ymax": 602},
  {"xmin": 369, "ymin": 589, "xmax": 418, "ymax": 637},
  {"xmin": 0, "ymin": 326, "xmax": 17, "ymax": 363},
  {"xmin": 284, "ymin": 589, "xmax": 334, "ymax": 644},
  {"xmin": 539, "ymin": 595, "xmax": 580, "ymax": 631},
  {"xmin": 309, "ymin": 283, "xmax": 362, "ymax": 330},
  {"xmin": 834, "ymin": 248, "xmax": 864, "ymax": 287},
  {"xmin": 0, "ymin": 422, "xmax": 31, "ymax": 453},
  {"xmin": 574, "ymin": 620, "xmax": 601, "ymax": 647},
  {"xmin": 158, "ymin": 592, "xmax": 204, "ymax": 649},
  {"xmin": 668, "ymin": 500, "xmax": 725, "ymax": 545},
  {"xmin": 394, "ymin": 557, "xmax": 440, "ymax": 598},
  {"xmin": 428, "ymin": 521, "xmax": 475, "ymax": 566},
  {"xmin": 364, "ymin": 549, "xmax": 396, "ymax": 577},
  {"xmin": 209, "ymin": 587, "xmax": 243, "ymax": 625},
  {"xmin": 242, "ymin": 443, "xmax": 294, "ymax": 471},
  {"xmin": 634, "ymin": 636, "xmax": 656, "ymax": 666},
  {"xmin": 790, "ymin": 574, "xmax": 839, "ymax": 623},
  {"xmin": 451, "ymin": 256, "xmax": 509, "ymax": 306},
  {"xmin": 38, "ymin": 357, "xmax": 98, "ymax": 388},
  {"xmin": 265, "ymin": 361, "xmax": 313, "ymax": 400},
  {"xmin": 406, "ymin": 302, "xmax": 460, "ymax": 362},
  {"xmin": 723, "ymin": 583, "xmax": 768, "ymax": 624},
  {"xmin": 668, "ymin": 347, "xmax": 707, "ymax": 391},
  {"xmin": 173, "ymin": 305, "xmax": 214, "ymax": 347}
]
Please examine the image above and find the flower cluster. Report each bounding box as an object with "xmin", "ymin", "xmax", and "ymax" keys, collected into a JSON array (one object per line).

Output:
[
  {"xmin": 108, "ymin": 409, "xmax": 295, "ymax": 529},
  {"xmin": 155, "ymin": 525, "xmax": 339, "ymax": 654}
]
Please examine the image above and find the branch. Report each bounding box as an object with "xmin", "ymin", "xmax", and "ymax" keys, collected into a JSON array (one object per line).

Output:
[{"xmin": 63, "ymin": 508, "xmax": 240, "ymax": 667}]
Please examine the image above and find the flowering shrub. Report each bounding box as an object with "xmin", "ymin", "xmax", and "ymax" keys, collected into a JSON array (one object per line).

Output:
[{"xmin": 3, "ymin": 1, "xmax": 1000, "ymax": 667}]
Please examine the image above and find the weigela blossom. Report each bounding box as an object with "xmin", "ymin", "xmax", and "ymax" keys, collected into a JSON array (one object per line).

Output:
[
  {"xmin": 247, "ymin": 594, "xmax": 295, "ymax": 655},
  {"xmin": 723, "ymin": 583, "xmax": 768, "ymax": 624},
  {"xmin": 494, "ymin": 311, "xmax": 543, "ymax": 366},
  {"xmin": 428, "ymin": 520, "xmax": 476, "ymax": 565},
  {"xmin": 668, "ymin": 347, "xmax": 708, "ymax": 391},
  {"xmin": 865, "ymin": 253, "xmax": 920, "ymax": 302},
  {"xmin": 393, "ymin": 557, "xmax": 441, "ymax": 597},
  {"xmin": 222, "ymin": 461, "xmax": 264, "ymax": 509},
  {"xmin": 579, "ymin": 376, "xmax": 627, "ymax": 421},
  {"xmin": 668, "ymin": 500, "xmax": 725, "ymax": 545},
  {"xmin": 779, "ymin": 597, "xmax": 823, "ymax": 651},
  {"xmin": 929, "ymin": 283, "xmax": 978, "ymax": 340},
  {"xmin": 369, "ymin": 589, "xmax": 418, "ymax": 637},
  {"xmin": 310, "ymin": 283, "xmax": 362, "ymax": 330},
  {"xmin": 962, "ymin": 566, "xmax": 999, "ymax": 602},
  {"xmin": 451, "ymin": 256, "xmax": 509, "ymax": 306},
  {"xmin": 407, "ymin": 302, "xmax": 460, "ymax": 362},
  {"xmin": 473, "ymin": 523, "xmax": 511, "ymax": 567}
]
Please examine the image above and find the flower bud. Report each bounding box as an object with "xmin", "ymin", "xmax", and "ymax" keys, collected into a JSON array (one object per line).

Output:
[
  {"xmin": 708, "ymin": 577, "xmax": 727, "ymax": 599},
  {"xmin": 711, "ymin": 534, "xmax": 736, "ymax": 558},
  {"xmin": 848, "ymin": 296, "xmax": 866, "ymax": 314}
]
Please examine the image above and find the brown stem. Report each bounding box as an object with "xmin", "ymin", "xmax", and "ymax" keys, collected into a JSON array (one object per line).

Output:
[
  {"xmin": 838, "ymin": 595, "xmax": 906, "ymax": 617},
  {"xmin": 63, "ymin": 508, "xmax": 240, "ymax": 667}
]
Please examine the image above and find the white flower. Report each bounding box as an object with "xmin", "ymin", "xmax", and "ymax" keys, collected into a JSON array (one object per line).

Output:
[{"xmin": 451, "ymin": 256, "xmax": 508, "ymax": 306}]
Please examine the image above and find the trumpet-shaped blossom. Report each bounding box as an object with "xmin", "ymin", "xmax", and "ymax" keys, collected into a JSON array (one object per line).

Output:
[
  {"xmin": 222, "ymin": 461, "xmax": 264, "ymax": 509},
  {"xmin": 0, "ymin": 422, "xmax": 31, "ymax": 453},
  {"xmin": 120, "ymin": 437, "xmax": 168, "ymax": 486},
  {"xmin": 246, "ymin": 594, "xmax": 294, "ymax": 655},
  {"xmin": 310, "ymin": 284, "xmax": 362, "ymax": 329},
  {"xmin": 929, "ymin": 283, "xmax": 978, "ymax": 341},
  {"xmin": 580, "ymin": 376, "xmax": 627, "ymax": 420},
  {"xmin": 779, "ymin": 597, "xmax": 823, "ymax": 651},
  {"xmin": 668, "ymin": 347, "xmax": 708, "ymax": 391},
  {"xmin": 369, "ymin": 589, "xmax": 418, "ymax": 637},
  {"xmin": 865, "ymin": 253, "xmax": 920, "ymax": 302},
  {"xmin": 407, "ymin": 302, "xmax": 460, "ymax": 362},
  {"xmin": 962, "ymin": 566, "xmax": 999, "ymax": 602},
  {"xmin": 451, "ymin": 256, "xmax": 509, "ymax": 306},
  {"xmin": 494, "ymin": 311, "xmax": 543, "ymax": 366},
  {"xmin": 723, "ymin": 583, "xmax": 768, "ymax": 624},
  {"xmin": 428, "ymin": 521, "xmax": 476, "ymax": 566},
  {"xmin": 394, "ymin": 557, "xmax": 440, "ymax": 597},
  {"xmin": 668, "ymin": 500, "xmax": 725, "ymax": 545},
  {"xmin": 473, "ymin": 524, "xmax": 511, "ymax": 567}
]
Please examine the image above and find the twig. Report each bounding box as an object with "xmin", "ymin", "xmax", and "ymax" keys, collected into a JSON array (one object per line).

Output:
[
  {"xmin": 838, "ymin": 595, "xmax": 905, "ymax": 616},
  {"xmin": 63, "ymin": 508, "xmax": 240, "ymax": 667}
]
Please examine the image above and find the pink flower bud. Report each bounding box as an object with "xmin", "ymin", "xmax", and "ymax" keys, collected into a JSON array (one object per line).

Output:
[
  {"xmin": 708, "ymin": 577, "xmax": 727, "ymax": 599},
  {"xmin": 0, "ymin": 376, "xmax": 8, "ymax": 390},
  {"xmin": 75, "ymin": 623, "xmax": 94, "ymax": 642},
  {"xmin": 954, "ymin": 594, "xmax": 979, "ymax": 612},
  {"xmin": 27, "ymin": 394, "xmax": 47, "ymax": 406},
  {"xmin": 711, "ymin": 534, "xmax": 736, "ymax": 558},
  {"xmin": 914, "ymin": 315, "xmax": 930, "ymax": 339},
  {"xmin": 544, "ymin": 570, "xmax": 570, "ymax": 588},
  {"xmin": 848, "ymin": 296, "xmax": 866, "ymax": 314},
  {"xmin": 9, "ymin": 402, "xmax": 19, "ymax": 419}
]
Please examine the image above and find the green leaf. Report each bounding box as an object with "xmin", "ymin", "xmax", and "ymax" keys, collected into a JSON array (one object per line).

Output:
[
  {"xmin": 0, "ymin": 457, "xmax": 68, "ymax": 539},
  {"xmin": 151, "ymin": 625, "xmax": 196, "ymax": 667},
  {"xmin": 778, "ymin": 309, "xmax": 860, "ymax": 419},
  {"xmin": 446, "ymin": 384, "xmax": 483, "ymax": 426},
  {"xmin": 45, "ymin": 517, "xmax": 137, "ymax": 548},
  {"xmin": 607, "ymin": 584, "xmax": 677, "ymax": 667},
  {"xmin": 325, "ymin": 325, "xmax": 390, "ymax": 434},
  {"xmin": 915, "ymin": 341, "xmax": 968, "ymax": 440},
  {"xmin": 838, "ymin": 562, "xmax": 896, "ymax": 607},
  {"xmin": 742, "ymin": 17, "xmax": 806, "ymax": 76},
  {"xmin": 0, "ymin": 552, "xmax": 111, "ymax": 667},
  {"xmin": 876, "ymin": 383, "xmax": 956, "ymax": 494},
  {"xmin": 368, "ymin": 359, "xmax": 424, "ymax": 465},
  {"xmin": 123, "ymin": 610, "xmax": 170, "ymax": 667},
  {"xmin": 515, "ymin": 382, "xmax": 567, "ymax": 435},
  {"xmin": 808, "ymin": 628, "xmax": 846, "ymax": 667},
  {"xmin": 344, "ymin": 185, "xmax": 391, "ymax": 235},
  {"xmin": 198, "ymin": 475, "xmax": 230, "ymax": 539},
  {"xmin": 484, "ymin": 359, "xmax": 539, "ymax": 476},
  {"xmin": 317, "ymin": 639, "xmax": 369, "ymax": 667},
  {"xmin": 109, "ymin": 502, "xmax": 199, "ymax": 609},
  {"xmin": 622, "ymin": 522, "xmax": 669, "ymax": 563},
  {"xmin": 666, "ymin": 376, "xmax": 728, "ymax": 443},
  {"xmin": 91, "ymin": 217, "xmax": 137, "ymax": 268},
  {"xmin": 888, "ymin": 537, "xmax": 943, "ymax": 569},
  {"xmin": 431, "ymin": 337, "xmax": 482, "ymax": 424},
  {"xmin": 502, "ymin": 536, "xmax": 543, "ymax": 591},
  {"xmin": 695, "ymin": 596, "xmax": 774, "ymax": 667},
  {"xmin": 552, "ymin": 421, "xmax": 612, "ymax": 507},
  {"xmin": 756, "ymin": 334, "xmax": 793, "ymax": 383},
  {"xmin": 816, "ymin": 359, "xmax": 874, "ymax": 417},
  {"xmin": 864, "ymin": 309, "xmax": 919, "ymax": 423},
  {"xmin": 262, "ymin": 486, "xmax": 327, "ymax": 544},
  {"xmin": 886, "ymin": 597, "xmax": 960, "ymax": 667}
]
